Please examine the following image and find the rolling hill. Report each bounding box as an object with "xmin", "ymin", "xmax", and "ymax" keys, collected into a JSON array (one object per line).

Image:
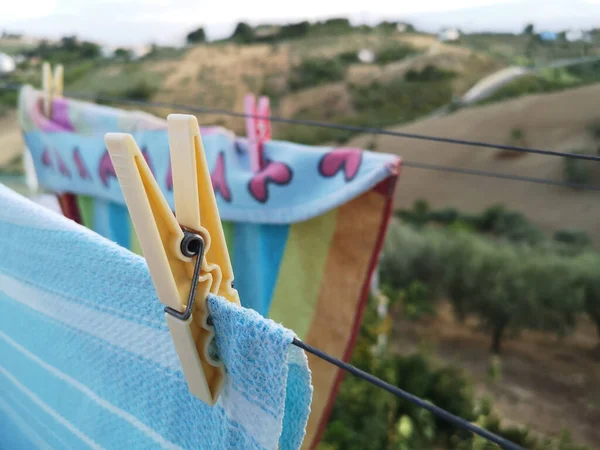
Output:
[{"xmin": 348, "ymin": 82, "xmax": 600, "ymax": 244}]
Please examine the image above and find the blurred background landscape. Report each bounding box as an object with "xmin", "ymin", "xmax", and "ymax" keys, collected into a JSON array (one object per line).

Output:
[{"xmin": 2, "ymin": 1, "xmax": 600, "ymax": 449}]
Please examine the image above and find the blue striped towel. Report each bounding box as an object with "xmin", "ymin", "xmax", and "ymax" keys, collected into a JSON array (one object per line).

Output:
[{"xmin": 0, "ymin": 184, "xmax": 312, "ymax": 449}]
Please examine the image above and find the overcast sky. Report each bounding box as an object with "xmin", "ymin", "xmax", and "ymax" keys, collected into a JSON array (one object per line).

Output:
[{"xmin": 2, "ymin": 0, "xmax": 600, "ymax": 47}]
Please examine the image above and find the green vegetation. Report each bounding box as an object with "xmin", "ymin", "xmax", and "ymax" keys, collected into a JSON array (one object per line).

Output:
[
  {"xmin": 0, "ymin": 89, "xmax": 18, "ymax": 116},
  {"xmin": 462, "ymin": 31, "xmax": 600, "ymax": 65},
  {"xmin": 384, "ymin": 201, "xmax": 600, "ymax": 354},
  {"xmin": 375, "ymin": 45, "xmax": 418, "ymax": 65},
  {"xmin": 279, "ymin": 77, "xmax": 452, "ymax": 145},
  {"xmin": 223, "ymin": 18, "xmax": 412, "ymax": 44},
  {"xmin": 186, "ymin": 27, "xmax": 206, "ymax": 44},
  {"xmin": 563, "ymin": 149, "xmax": 594, "ymax": 185},
  {"xmin": 67, "ymin": 61, "xmax": 164, "ymax": 103},
  {"xmin": 322, "ymin": 294, "xmax": 588, "ymax": 449},
  {"xmin": 287, "ymin": 42, "xmax": 419, "ymax": 93},
  {"xmin": 22, "ymin": 36, "xmax": 100, "ymax": 64},
  {"xmin": 288, "ymin": 57, "xmax": 346, "ymax": 91},
  {"xmin": 405, "ymin": 65, "xmax": 456, "ymax": 82},
  {"xmin": 483, "ymin": 61, "xmax": 600, "ymax": 105}
]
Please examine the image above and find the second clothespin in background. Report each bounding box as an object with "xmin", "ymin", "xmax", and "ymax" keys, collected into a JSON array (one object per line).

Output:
[
  {"xmin": 42, "ymin": 62, "xmax": 64, "ymax": 118},
  {"xmin": 105, "ymin": 114, "xmax": 240, "ymax": 405},
  {"xmin": 244, "ymin": 93, "xmax": 272, "ymax": 173}
]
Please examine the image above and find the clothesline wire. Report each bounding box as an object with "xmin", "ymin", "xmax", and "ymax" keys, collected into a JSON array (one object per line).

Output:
[
  {"xmin": 402, "ymin": 160, "xmax": 600, "ymax": 191},
  {"xmin": 2, "ymin": 82, "xmax": 600, "ymax": 163},
  {"xmin": 292, "ymin": 338, "xmax": 524, "ymax": 450},
  {"xmin": 3, "ymin": 82, "xmax": 600, "ymax": 191}
]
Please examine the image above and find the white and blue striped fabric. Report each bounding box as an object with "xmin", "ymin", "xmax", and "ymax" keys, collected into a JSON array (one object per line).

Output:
[{"xmin": 0, "ymin": 184, "xmax": 312, "ymax": 450}]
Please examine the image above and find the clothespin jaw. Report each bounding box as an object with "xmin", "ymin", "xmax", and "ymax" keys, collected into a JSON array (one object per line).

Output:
[
  {"xmin": 42, "ymin": 62, "xmax": 64, "ymax": 118},
  {"xmin": 104, "ymin": 114, "xmax": 240, "ymax": 405},
  {"xmin": 244, "ymin": 93, "xmax": 272, "ymax": 173}
]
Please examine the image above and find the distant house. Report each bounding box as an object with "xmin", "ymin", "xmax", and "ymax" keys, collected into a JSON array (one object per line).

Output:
[
  {"xmin": 396, "ymin": 23, "xmax": 408, "ymax": 33},
  {"xmin": 565, "ymin": 29, "xmax": 592, "ymax": 43},
  {"xmin": 438, "ymin": 28, "xmax": 460, "ymax": 42},
  {"xmin": 539, "ymin": 31, "xmax": 558, "ymax": 41},
  {"xmin": 0, "ymin": 53, "xmax": 16, "ymax": 74},
  {"xmin": 358, "ymin": 48, "xmax": 375, "ymax": 64}
]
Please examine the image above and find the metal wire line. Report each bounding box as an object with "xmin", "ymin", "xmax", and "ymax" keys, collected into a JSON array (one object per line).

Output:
[
  {"xmin": 293, "ymin": 338, "xmax": 524, "ymax": 450},
  {"xmin": 3, "ymin": 82, "xmax": 600, "ymax": 163}
]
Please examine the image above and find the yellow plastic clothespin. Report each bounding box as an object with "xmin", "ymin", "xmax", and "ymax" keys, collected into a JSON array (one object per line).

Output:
[
  {"xmin": 42, "ymin": 62, "xmax": 64, "ymax": 118},
  {"xmin": 104, "ymin": 114, "xmax": 240, "ymax": 405}
]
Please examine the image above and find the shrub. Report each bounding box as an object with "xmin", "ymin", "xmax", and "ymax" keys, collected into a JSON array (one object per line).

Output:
[
  {"xmin": 122, "ymin": 81, "xmax": 157, "ymax": 101},
  {"xmin": 379, "ymin": 221, "xmax": 445, "ymax": 295},
  {"xmin": 349, "ymin": 78, "xmax": 453, "ymax": 126},
  {"xmin": 572, "ymin": 252, "xmax": 600, "ymax": 341},
  {"xmin": 405, "ymin": 65, "xmax": 456, "ymax": 82},
  {"xmin": 563, "ymin": 150, "xmax": 593, "ymax": 185},
  {"xmin": 288, "ymin": 57, "xmax": 345, "ymax": 91},
  {"xmin": 478, "ymin": 204, "xmax": 544, "ymax": 244},
  {"xmin": 186, "ymin": 27, "xmax": 206, "ymax": 44},
  {"xmin": 375, "ymin": 45, "xmax": 417, "ymax": 64},
  {"xmin": 337, "ymin": 51, "xmax": 359, "ymax": 65},
  {"xmin": 398, "ymin": 281, "xmax": 435, "ymax": 320},
  {"xmin": 324, "ymin": 294, "xmax": 589, "ymax": 449},
  {"xmin": 554, "ymin": 229, "xmax": 592, "ymax": 248},
  {"xmin": 428, "ymin": 207, "xmax": 459, "ymax": 224},
  {"xmin": 0, "ymin": 89, "xmax": 18, "ymax": 109}
]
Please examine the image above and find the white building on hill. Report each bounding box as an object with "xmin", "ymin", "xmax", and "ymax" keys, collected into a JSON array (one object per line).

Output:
[
  {"xmin": 0, "ymin": 53, "xmax": 16, "ymax": 74},
  {"xmin": 438, "ymin": 28, "xmax": 460, "ymax": 42},
  {"xmin": 565, "ymin": 29, "xmax": 592, "ymax": 43}
]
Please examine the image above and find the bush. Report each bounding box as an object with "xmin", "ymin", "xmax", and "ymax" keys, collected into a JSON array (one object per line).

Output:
[
  {"xmin": 398, "ymin": 281, "xmax": 435, "ymax": 320},
  {"xmin": 379, "ymin": 222, "xmax": 445, "ymax": 295},
  {"xmin": 0, "ymin": 89, "xmax": 18, "ymax": 109},
  {"xmin": 337, "ymin": 50, "xmax": 359, "ymax": 65},
  {"xmin": 322, "ymin": 296, "xmax": 581, "ymax": 449},
  {"xmin": 349, "ymin": 78, "xmax": 453, "ymax": 124},
  {"xmin": 375, "ymin": 45, "xmax": 417, "ymax": 64},
  {"xmin": 428, "ymin": 207, "xmax": 460, "ymax": 224},
  {"xmin": 288, "ymin": 57, "xmax": 345, "ymax": 91},
  {"xmin": 563, "ymin": 150, "xmax": 593, "ymax": 185},
  {"xmin": 554, "ymin": 229, "xmax": 592, "ymax": 248},
  {"xmin": 405, "ymin": 65, "xmax": 456, "ymax": 82},
  {"xmin": 478, "ymin": 204, "xmax": 544, "ymax": 244},
  {"xmin": 324, "ymin": 324, "xmax": 477, "ymax": 449},
  {"xmin": 122, "ymin": 81, "xmax": 157, "ymax": 101},
  {"xmin": 186, "ymin": 27, "xmax": 206, "ymax": 44}
]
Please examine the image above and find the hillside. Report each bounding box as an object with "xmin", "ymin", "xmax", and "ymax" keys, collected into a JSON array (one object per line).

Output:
[
  {"xmin": 65, "ymin": 33, "xmax": 500, "ymax": 137},
  {"xmin": 348, "ymin": 82, "xmax": 600, "ymax": 245}
]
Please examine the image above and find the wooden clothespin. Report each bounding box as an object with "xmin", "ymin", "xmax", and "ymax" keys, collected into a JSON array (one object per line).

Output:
[
  {"xmin": 42, "ymin": 62, "xmax": 64, "ymax": 118},
  {"xmin": 105, "ymin": 114, "xmax": 240, "ymax": 405},
  {"xmin": 244, "ymin": 93, "xmax": 271, "ymax": 173}
]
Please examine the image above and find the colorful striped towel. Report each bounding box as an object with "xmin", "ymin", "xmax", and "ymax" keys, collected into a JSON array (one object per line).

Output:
[
  {"xmin": 0, "ymin": 183, "xmax": 312, "ymax": 450},
  {"xmin": 19, "ymin": 85, "xmax": 401, "ymax": 446}
]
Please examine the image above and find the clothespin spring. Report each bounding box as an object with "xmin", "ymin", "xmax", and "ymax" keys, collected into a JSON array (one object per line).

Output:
[{"xmin": 164, "ymin": 231, "xmax": 205, "ymax": 322}]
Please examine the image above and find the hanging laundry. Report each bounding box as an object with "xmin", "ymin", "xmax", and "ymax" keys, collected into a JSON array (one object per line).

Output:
[
  {"xmin": 18, "ymin": 85, "xmax": 401, "ymax": 447},
  {"xmin": 0, "ymin": 183, "xmax": 312, "ymax": 450}
]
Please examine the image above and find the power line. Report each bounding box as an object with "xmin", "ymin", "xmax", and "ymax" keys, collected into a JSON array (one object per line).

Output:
[
  {"xmin": 402, "ymin": 160, "xmax": 600, "ymax": 191},
  {"xmin": 293, "ymin": 338, "xmax": 524, "ymax": 450},
  {"xmin": 3, "ymin": 82, "xmax": 600, "ymax": 163},
  {"xmin": 5, "ymin": 82, "xmax": 600, "ymax": 190}
]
